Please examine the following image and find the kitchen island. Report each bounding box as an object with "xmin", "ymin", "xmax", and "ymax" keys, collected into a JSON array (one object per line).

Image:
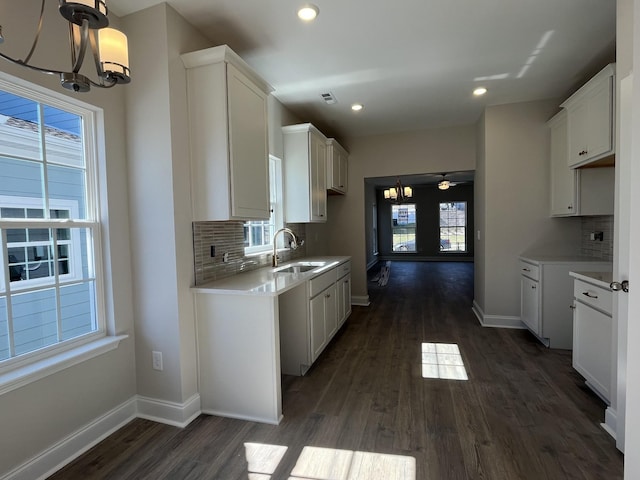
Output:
[{"xmin": 192, "ymin": 256, "xmax": 351, "ymax": 424}]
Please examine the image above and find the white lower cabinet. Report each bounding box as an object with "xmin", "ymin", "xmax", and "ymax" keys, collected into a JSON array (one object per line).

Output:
[
  {"xmin": 310, "ymin": 282, "xmax": 337, "ymax": 361},
  {"xmin": 571, "ymin": 276, "xmax": 613, "ymax": 402},
  {"xmin": 521, "ymin": 275, "xmax": 540, "ymax": 334},
  {"xmin": 280, "ymin": 260, "xmax": 352, "ymax": 375},
  {"xmin": 338, "ymin": 273, "xmax": 352, "ymax": 327},
  {"xmin": 519, "ymin": 257, "xmax": 611, "ymax": 349}
]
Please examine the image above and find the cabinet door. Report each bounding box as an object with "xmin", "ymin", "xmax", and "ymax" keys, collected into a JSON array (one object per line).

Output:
[
  {"xmin": 568, "ymin": 101, "xmax": 589, "ymax": 167},
  {"xmin": 310, "ymin": 132, "xmax": 327, "ymax": 221},
  {"xmin": 310, "ymin": 293, "xmax": 327, "ymax": 361},
  {"xmin": 573, "ymin": 301, "xmax": 612, "ymax": 401},
  {"xmin": 585, "ymin": 76, "xmax": 613, "ymax": 161},
  {"xmin": 549, "ymin": 112, "xmax": 578, "ymax": 216},
  {"xmin": 338, "ymin": 274, "xmax": 352, "ymax": 327},
  {"xmin": 325, "ymin": 283, "xmax": 338, "ymax": 340},
  {"xmin": 521, "ymin": 276, "xmax": 540, "ymax": 335},
  {"xmin": 227, "ymin": 63, "xmax": 270, "ymax": 219},
  {"xmin": 328, "ymin": 144, "xmax": 348, "ymax": 194}
]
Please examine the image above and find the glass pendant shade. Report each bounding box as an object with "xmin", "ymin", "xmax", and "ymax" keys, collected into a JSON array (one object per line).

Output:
[
  {"xmin": 59, "ymin": 0, "xmax": 108, "ymax": 29},
  {"xmin": 98, "ymin": 27, "xmax": 131, "ymax": 83}
]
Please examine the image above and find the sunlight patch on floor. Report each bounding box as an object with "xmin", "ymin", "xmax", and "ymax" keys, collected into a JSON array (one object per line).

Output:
[
  {"xmin": 245, "ymin": 443, "xmax": 416, "ymax": 479},
  {"xmin": 421, "ymin": 342, "xmax": 468, "ymax": 380}
]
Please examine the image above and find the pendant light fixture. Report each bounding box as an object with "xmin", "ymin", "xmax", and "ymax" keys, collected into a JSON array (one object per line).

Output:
[
  {"xmin": 384, "ymin": 178, "xmax": 413, "ymax": 203},
  {"xmin": 0, "ymin": 0, "xmax": 131, "ymax": 93}
]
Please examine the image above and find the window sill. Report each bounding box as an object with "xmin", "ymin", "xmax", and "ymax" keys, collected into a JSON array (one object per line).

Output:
[{"xmin": 0, "ymin": 334, "xmax": 128, "ymax": 396}]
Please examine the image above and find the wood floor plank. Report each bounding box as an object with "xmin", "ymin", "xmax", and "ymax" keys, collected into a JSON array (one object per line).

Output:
[{"xmin": 46, "ymin": 261, "xmax": 624, "ymax": 480}]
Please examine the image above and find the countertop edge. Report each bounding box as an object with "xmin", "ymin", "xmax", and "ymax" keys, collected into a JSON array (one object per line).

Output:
[
  {"xmin": 192, "ymin": 256, "xmax": 351, "ymax": 296},
  {"xmin": 570, "ymin": 271, "xmax": 613, "ymax": 289}
]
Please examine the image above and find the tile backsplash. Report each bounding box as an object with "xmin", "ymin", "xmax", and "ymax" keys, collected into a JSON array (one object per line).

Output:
[
  {"xmin": 193, "ymin": 221, "xmax": 307, "ymax": 285},
  {"xmin": 581, "ymin": 215, "xmax": 614, "ymax": 261}
]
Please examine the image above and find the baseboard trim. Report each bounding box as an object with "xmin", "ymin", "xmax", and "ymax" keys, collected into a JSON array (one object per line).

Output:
[
  {"xmin": 136, "ymin": 393, "xmax": 201, "ymax": 428},
  {"xmin": 472, "ymin": 300, "xmax": 525, "ymax": 329},
  {"xmin": 200, "ymin": 407, "xmax": 281, "ymax": 426},
  {"xmin": 2, "ymin": 398, "xmax": 137, "ymax": 480},
  {"xmin": 3, "ymin": 394, "xmax": 202, "ymax": 480},
  {"xmin": 351, "ymin": 295, "xmax": 370, "ymax": 307},
  {"xmin": 602, "ymin": 407, "xmax": 617, "ymax": 440}
]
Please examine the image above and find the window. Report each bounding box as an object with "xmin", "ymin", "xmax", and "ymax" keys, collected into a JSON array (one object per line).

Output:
[
  {"xmin": 391, "ymin": 204, "xmax": 416, "ymax": 253},
  {"xmin": 0, "ymin": 84, "xmax": 103, "ymax": 365},
  {"xmin": 439, "ymin": 202, "xmax": 467, "ymax": 252},
  {"xmin": 244, "ymin": 155, "xmax": 283, "ymax": 254}
]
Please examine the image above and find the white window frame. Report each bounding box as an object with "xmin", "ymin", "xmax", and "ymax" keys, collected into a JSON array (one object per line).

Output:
[
  {"xmin": 391, "ymin": 203, "xmax": 417, "ymax": 253},
  {"xmin": 0, "ymin": 76, "xmax": 108, "ymax": 374},
  {"xmin": 438, "ymin": 201, "xmax": 468, "ymax": 253},
  {"xmin": 1, "ymin": 196, "xmax": 83, "ymax": 291},
  {"xmin": 244, "ymin": 155, "xmax": 284, "ymax": 255}
]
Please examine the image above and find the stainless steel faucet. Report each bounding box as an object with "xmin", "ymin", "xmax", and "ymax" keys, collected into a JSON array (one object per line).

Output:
[{"xmin": 272, "ymin": 227, "xmax": 299, "ymax": 267}]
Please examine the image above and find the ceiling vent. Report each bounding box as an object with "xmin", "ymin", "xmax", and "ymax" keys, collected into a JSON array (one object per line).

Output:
[{"xmin": 320, "ymin": 92, "xmax": 337, "ymax": 104}]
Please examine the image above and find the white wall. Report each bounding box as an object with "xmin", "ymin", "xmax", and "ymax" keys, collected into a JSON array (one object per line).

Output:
[
  {"xmin": 0, "ymin": 2, "xmax": 136, "ymax": 477},
  {"xmin": 326, "ymin": 126, "xmax": 476, "ymax": 301},
  {"xmin": 474, "ymin": 100, "xmax": 582, "ymax": 320},
  {"xmin": 123, "ymin": 5, "xmax": 210, "ymax": 408}
]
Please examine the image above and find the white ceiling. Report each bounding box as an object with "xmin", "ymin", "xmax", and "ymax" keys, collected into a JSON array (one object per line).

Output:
[{"xmin": 109, "ymin": 0, "xmax": 615, "ymax": 140}]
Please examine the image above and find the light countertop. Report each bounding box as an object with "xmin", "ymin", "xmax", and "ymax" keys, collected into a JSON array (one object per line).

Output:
[
  {"xmin": 570, "ymin": 271, "xmax": 613, "ymax": 289},
  {"xmin": 520, "ymin": 254, "xmax": 613, "ymax": 266},
  {"xmin": 192, "ymin": 256, "xmax": 350, "ymax": 296}
]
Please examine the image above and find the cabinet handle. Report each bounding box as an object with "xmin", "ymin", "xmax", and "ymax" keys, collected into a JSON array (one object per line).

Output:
[
  {"xmin": 568, "ymin": 205, "xmax": 573, "ymax": 210},
  {"xmin": 579, "ymin": 150, "xmax": 588, "ymax": 156},
  {"xmin": 531, "ymin": 285, "xmax": 536, "ymax": 289},
  {"xmin": 582, "ymin": 291, "xmax": 598, "ymax": 299},
  {"xmin": 325, "ymin": 293, "xmax": 331, "ymax": 298},
  {"xmin": 570, "ymin": 305, "xmax": 576, "ymax": 310},
  {"xmin": 522, "ymin": 268, "xmax": 530, "ymax": 272}
]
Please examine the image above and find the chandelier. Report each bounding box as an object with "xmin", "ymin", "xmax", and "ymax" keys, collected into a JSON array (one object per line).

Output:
[
  {"xmin": 384, "ymin": 178, "xmax": 413, "ymax": 202},
  {"xmin": 0, "ymin": 1, "xmax": 131, "ymax": 93}
]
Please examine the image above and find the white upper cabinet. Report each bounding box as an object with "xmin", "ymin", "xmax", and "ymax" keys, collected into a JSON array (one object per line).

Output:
[
  {"xmin": 561, "ymin": 63, "xmax": 615, "ymax": 168},
  {"xmin": 182, "ymin": 45, "xmax": 272, "ymax": 221},
  {"xmin": 548, "ymin": 110, "xmax": 578, "ymax": 216},
  {"xmin": 326, "ymin": 138, "xmax": 349, "ymax": 194},
  {"xmin": 283, "ymin": 123, "xmax": 328, "ymax": 223}
]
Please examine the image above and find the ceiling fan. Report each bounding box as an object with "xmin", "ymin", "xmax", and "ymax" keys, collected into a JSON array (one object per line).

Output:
[{"xmin": 438, "ymin": 174, "xmax": 457, "ymax": 190}]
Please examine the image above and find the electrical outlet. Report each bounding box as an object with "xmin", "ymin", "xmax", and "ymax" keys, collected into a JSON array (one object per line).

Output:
[{"xmin": 152, "ymin": 351, "xmax": 163, "ymax": 371}]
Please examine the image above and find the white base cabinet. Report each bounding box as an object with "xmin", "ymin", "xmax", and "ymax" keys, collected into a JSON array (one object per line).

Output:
[
  {"xmin": 280, "ymin": 260, "xmax": 352, "ymax": 375},
  {"xmin": 519, "ymin": 257, "xmax": 611, "ymax": 349},
  {"xmin": 571, "ymin": 275, "xmax": 614, "ymax": 402}
]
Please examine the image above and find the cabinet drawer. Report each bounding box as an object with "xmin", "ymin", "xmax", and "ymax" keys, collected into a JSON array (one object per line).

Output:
[
  {"xmin": 574, "ymin": 279, "xmax": 612, "ymax": 315},
  {"xmin": 337, "ymin": 261, "xmax": 351, "ymax": 278},
  {"xmin": 519, "ymin": 261, "xmax": 539, "ymax": 281},
  {"xmin": 309, "ymin": 268, "xmax": 337, "ymax": 297}
]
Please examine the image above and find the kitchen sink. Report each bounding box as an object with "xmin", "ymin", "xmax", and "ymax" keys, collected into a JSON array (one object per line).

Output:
[
  {"xmin": 275, "ymin": 265, "xmax": 318, "ymax": 274},
  {"xmin": 274, "ymin": 261, "xmax": 327, "ymax": 274}
]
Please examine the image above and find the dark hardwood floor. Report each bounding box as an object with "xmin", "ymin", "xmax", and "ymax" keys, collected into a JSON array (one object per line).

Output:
[{"xmin": 48, "ymin": 261, "xmax": 623, "ymax": 479}]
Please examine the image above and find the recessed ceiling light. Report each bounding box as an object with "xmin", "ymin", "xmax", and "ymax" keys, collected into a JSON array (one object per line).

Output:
[
  {"xmin": 297, "ymin": 4, "xmax": 319, "ymax": 21},
  {"xmin": 473, "ymin": 87, "xmax": 487, "ymax": 96},
  {"xmin": 351, "ymin": 103, "xmax": 364, "ymax": 111}
]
